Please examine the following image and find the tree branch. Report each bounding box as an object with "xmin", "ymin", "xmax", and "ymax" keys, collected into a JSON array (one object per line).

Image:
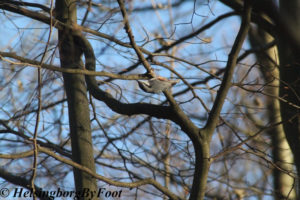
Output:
[
  {"xmin": 0, "ymin": 168, "xmax": 51, "ymax": 200},
  {"xmin": 117, "ymin": 0, "xmax": 154, "ymax": 77},
  {"xmin": 38, "ymin": 145, "xmax": 182, "ymax": 200},
  {"xmin": 0, "ymin": 52, "xmax": 145, "ymax": 80},
  {"xmin": 0, "ymin": 0, "xmax": 50, "ymax": 12},
  {"xmin": 218, "ymin": 0, "xmax": 275, "ymax": 37},
  {"xmin": 204, "ymin": 1, "xmax": 252, "ymax": 136},
  {"xmin": 0, "ymin": 151, "xmax": 34, "ymax": 159}
]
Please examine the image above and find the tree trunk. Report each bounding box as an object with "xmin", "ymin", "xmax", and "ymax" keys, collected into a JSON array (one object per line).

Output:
[
  {"xmin": 55, "ymin": 0, "xmax": 97, "ymax": 198},
  {"xmin": 278, "ymin": 0, "xmax": 300, "ymax": 195},
  {"xmin": 249, "ymin": 28, "xmax": 296, "ymax": 199},
  {"xmin": 189, "ymin": 138, "xmax": 210, "ymax": 200}
]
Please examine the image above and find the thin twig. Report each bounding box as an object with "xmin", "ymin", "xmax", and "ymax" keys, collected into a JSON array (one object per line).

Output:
[
  {"xmin": 30, "ymin": 1, "xmax": 54, "ymax": 198},
  {"xmin": 117, "ymin": 0, "xmax": 155, "ymax": 77}
]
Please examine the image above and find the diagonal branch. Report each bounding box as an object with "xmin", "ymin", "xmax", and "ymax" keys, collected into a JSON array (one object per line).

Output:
[
  {"xmin": 69, "ymin": 32, "xmax": 179, "ymax": 122},
  {"xmin": 0, "ymin": 0, "xmax": 50, "ymax": 12},
  {"xmin": 117, "ymin": 0, "xmax": 155, "ymax": 77},
  {"xmin": 0, "ymin": 168, "xmax": 51, "ymax": 200},
  {"xmin": 218, "ymin": 0, "xmax": 275, "ymax": 37},
  {"xmin": 204, "ymin": 1, "xmax": 252, "ymax": 137}
]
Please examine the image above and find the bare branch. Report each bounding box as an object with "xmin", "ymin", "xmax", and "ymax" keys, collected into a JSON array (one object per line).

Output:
[
  {"xmin": 38, "ymin": 146, "xmax": 183, "ymax": 200},
  {"xmin": 0, "ymin": 52, "xmax": 145, "ymax": 80},
  {"xmin": 117, "ymin": 0, "xmax": 155, "ymax": 77},
  {"xmin": 204, "ymin": 1, "xmax": 252, "ymax": 135}
]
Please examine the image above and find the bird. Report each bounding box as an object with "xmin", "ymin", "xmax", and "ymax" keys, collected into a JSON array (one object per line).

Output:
[{"xmin": 137, "ymin": 76, "xmax": 180, "ymax": 94}]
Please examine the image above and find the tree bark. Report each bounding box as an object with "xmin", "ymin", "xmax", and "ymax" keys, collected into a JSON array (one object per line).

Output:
[
  {"xmin": 55, "ymin": 0, "xmax": 97, "ymax": 198},
  {"xmin": 278, "ymin": 0, "xmax": 300, "ymax": 195},
  {"xmin": 249, "ymin": 28, "xmax": 296, "ymax": 199}
]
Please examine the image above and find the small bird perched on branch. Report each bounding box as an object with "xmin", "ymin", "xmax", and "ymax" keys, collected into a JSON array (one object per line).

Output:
[{"xmin": 137, "ymin": 76, "xmax": 180, "ymax": 93}]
